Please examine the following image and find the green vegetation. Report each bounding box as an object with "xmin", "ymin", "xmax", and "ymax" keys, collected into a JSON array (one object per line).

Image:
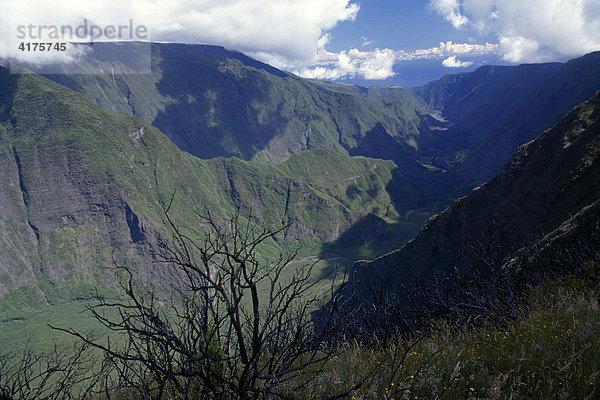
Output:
[
  {"xmin": 1, "ymin": 46, "xmax": 600, "ymax": 398},
  {"xmin": 0, "ymin": 65, "xmax": 434, "ymax": 343},
  {"xmin": 300, "ymin": 279, "xmax": 600, "ymax": 399},
  {"xmin": 3, "ymin": 274, "xmax": 597, "ymax": 399}
]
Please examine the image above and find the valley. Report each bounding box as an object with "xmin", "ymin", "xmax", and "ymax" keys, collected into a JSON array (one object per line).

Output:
[
  {"xmin": 2, "ymin": 43, "xmax": 600, "ymax": 330},
  {"xmin": 0, "ymin": 42, "xmax": 599, "ymax": 399}
]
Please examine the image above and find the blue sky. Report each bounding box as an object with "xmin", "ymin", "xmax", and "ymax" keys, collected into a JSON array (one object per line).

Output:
[
  {"xmin": 321, "ymin": 0, "xmax": 505, "ymax": 86},
  {"xmin": 327, "ymin": 0, "xmax": 470, "ymax": 52},
  {"xmin": 2, "ymin": 0, "xmax": 599, "ymax": 86}
]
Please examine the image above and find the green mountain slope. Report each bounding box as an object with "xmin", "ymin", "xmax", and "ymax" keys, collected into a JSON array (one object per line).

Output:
[
  {"xmin": 353, "ymin": 90, "xmax": 600, "ymax": 289},
  {"xmin": 42, "ymin": 45, "xmax": 600, "ymax": 221},
  {"xmin": 0, "ymin": 66, "xmax": 425, "ymax": 311},
  {"xmin": 46, "ymin": 43, "xmax": 429, "ymax": 165}
]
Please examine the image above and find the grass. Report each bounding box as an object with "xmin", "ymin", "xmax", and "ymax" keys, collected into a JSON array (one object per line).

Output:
[
  {"xmin": 2, "ymin": 274, "xmax": 598, "ymax": 399},
  {"xmin": 296, "ymin": 278, "xmax": 600, "ymax": 399},
  {"xmin": 0, "ymin": 301, "xmax": 107, "ymax": 352}
]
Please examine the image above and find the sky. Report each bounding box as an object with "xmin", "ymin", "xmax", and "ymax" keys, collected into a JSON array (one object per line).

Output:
[{"xmin": 1, "ymin": 0, "xmax": 599, "ymax": 86}]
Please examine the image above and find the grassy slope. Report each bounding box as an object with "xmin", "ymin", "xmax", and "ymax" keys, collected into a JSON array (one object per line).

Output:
[
  {"xmin": 0, "ymin": 67, "xmax": 435, "ymax": 349},
  {"xmin": 293, "ymin": 194, "xmax": 600, "ymax": 399},
  {"xmin": 304, "ymin": 279, "xmax": 600, "ymax": 399}
]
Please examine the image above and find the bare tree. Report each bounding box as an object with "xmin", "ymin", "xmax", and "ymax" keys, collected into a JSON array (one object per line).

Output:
[
  {"xmin": 53, "ymin": 205, "xmax": 353, "ymax": 399},
  {"xmin": 0, "ymin": 340, "xmax": 99, "ymax": 400}
]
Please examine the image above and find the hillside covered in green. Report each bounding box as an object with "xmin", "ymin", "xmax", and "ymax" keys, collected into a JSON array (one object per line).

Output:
[{"xmin": 0, "ymin": 65, "xmax": 428, "ymax": 317}]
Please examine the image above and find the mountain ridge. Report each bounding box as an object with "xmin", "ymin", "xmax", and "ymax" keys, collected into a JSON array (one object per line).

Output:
[
  {"xmin": 37, "ymin": 45, "xmax": 600, "ymax": 207},
  {"xmin": 350, "ymin": 90, "xmax": 600, "ymax": 292}
]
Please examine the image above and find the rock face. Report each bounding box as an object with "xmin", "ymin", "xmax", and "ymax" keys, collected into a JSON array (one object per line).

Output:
[
  {"xmin": 0, "ymin": 67, "xmax": 424, "ymax": 305},
  {"xmin": 353, "ymin": 91, "xmax": 600, "ymax": 291}
]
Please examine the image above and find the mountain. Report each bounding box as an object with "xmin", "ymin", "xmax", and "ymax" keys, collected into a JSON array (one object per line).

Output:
[
  {"xmin": 0, "ymin": 65, "xmax": 428, "ymax": 312},
  {"xmin": 414, "ymin": 62, "xmax": 563, "ymax": 145},
  {"xmin": 46, "ymin": 43, "xmax": 429, "ymax": 164},
  {"xmin": 351, "ymin": 91, "xmax": 600, "ymax": 292},
  {"xmin": 39, "ymin": 43, "xmax": 477, "ymax": 214},
  {"xmin": 414, "ymin": 52, "xmax": 600, "ymax": 186},
  {"xmin": 41, "ymin": 45, "xmax": 600, "ymax": 212},
  {"xmin": 461, "ymin": 51, "xmax": 600, "ymax": 184}
]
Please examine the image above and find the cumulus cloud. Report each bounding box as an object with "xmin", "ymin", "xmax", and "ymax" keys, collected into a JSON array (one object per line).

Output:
[
  {"xmin": 406, "ymin": 41, "xmax": 497, "ymax": 59},
  {"xmin": 293, "ymin": 41, "xmax": 496, "ymax": 80},
  {"xmin": 1, "ymin": 0, "xmax": 359, "ymax": 67},
  {"xmin": 429, "ymin": 0, "xmax": 469, "ymax": 28},
  {"xmin": 442, "ymin": 55, "xmax": 473, "ymax": 67},
  {"xmin": 429, "ymin": 0, "xmax": 600, "ymax": 62},
  {"xmin": 294, "ymin": 48, "xmax": 397, "ymax": 80}
]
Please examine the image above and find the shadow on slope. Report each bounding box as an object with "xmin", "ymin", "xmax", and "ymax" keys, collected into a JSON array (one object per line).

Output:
[
  {"xmin": 316, "ymin": 162, "xmax": 437, "ymax": 279},
  {"xmin": 152, "ymin": 43, "xmax": 284, "ymax": 160}
]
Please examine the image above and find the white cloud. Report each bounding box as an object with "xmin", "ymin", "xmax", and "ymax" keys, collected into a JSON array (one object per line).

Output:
[
  {"xmin": 442, "ymin": 55, "xmax": 473, "ymax": 67},
  {"xmin": 1, "ymin": 0, "xmax": 359, "ymax": 67},
  {"xmin": 407, "ymin": 41, "xmax": 497, "ymax": 59},
  {"xmin": 429, "ymin": 0, "xmax": 469, "ymax": 28},
  {"xmin": 429, "ymin": 0, "xmax": 600, "ymax": 62},
  {"xmin": 293, "ymin": 41, "xmax": 496, "ymax": 81},
  {"xmin": 498, "ymin": 36, "xmax": 540, "ymax": 63},
  {"xmin": 293, "ymin": 48, "xmax": 397, "ymax": 80}
]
